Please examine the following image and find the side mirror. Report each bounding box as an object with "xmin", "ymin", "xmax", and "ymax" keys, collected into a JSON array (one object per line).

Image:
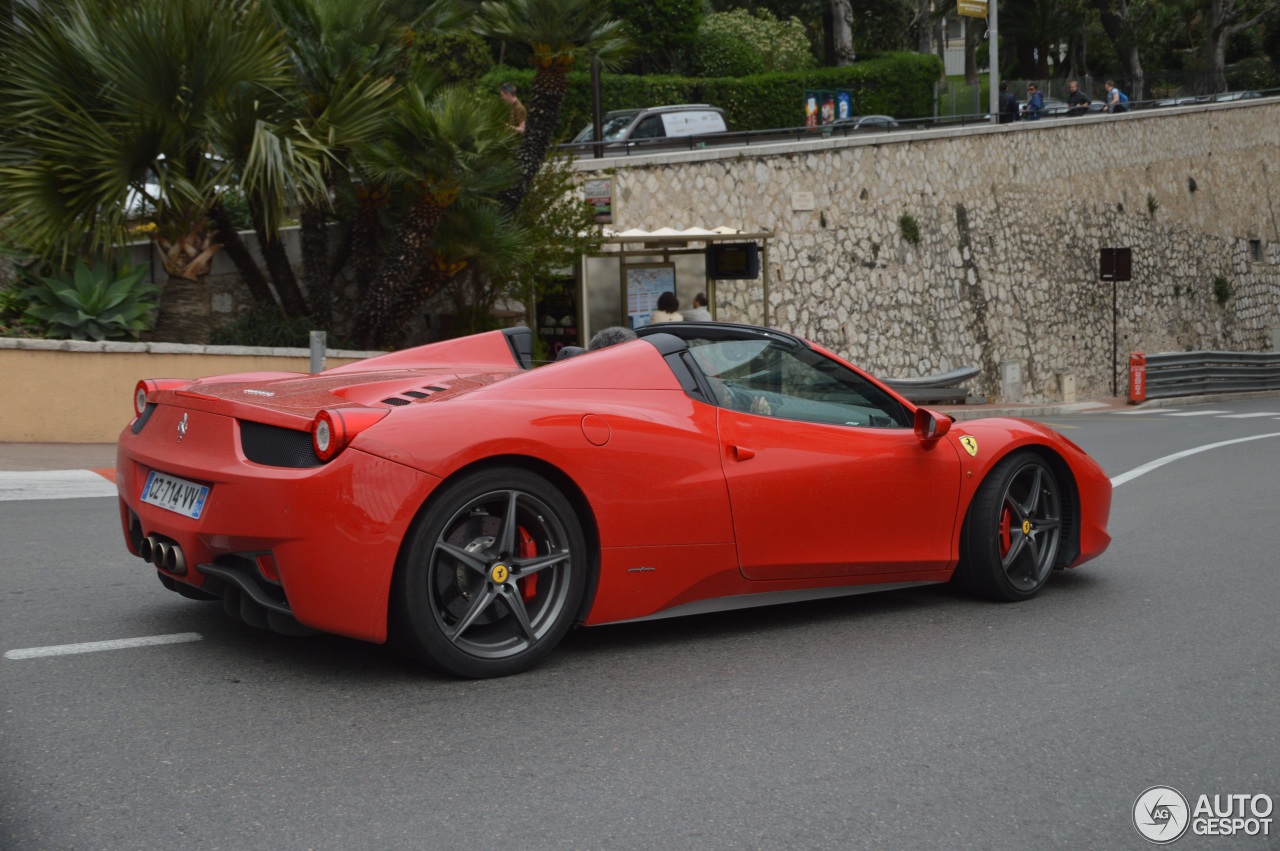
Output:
[{"xmin": 913, "ymin": 407, "xmax": 952, "ymax": 442}]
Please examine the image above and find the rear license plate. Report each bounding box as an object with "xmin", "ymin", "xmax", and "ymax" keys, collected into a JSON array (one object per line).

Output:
[{"xmin": 141, "ymin": 471, "xmax": 210, "ymax": 520}]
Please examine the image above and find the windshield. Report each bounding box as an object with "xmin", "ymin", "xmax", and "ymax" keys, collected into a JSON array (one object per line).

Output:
[{"xmin": 573, "ymin": 112, "xmax": 640, "ymax": 143}]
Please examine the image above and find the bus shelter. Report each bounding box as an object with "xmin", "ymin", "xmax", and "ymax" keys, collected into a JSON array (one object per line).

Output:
[{"xmin": 573, "ymin": 227, "xmax": 774, "ymax": 346}]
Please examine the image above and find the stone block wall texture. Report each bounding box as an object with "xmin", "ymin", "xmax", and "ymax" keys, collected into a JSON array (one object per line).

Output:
[{"xmin": 579, "ymin": 101, "xmax": 1280, "ymax": 401}]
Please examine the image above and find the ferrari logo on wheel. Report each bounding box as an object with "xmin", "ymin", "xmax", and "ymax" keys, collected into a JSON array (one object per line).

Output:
[
  {"xmin": 959, "ymin": 435, "xmax": 978, "ymax": 456},
  {"xmin": 1022, "ymin": 519, "xmax": 1032, "ymax": 535},
  {"xmin": 490, "ymin": 564, "xmax": 509, "ymax": 584}
]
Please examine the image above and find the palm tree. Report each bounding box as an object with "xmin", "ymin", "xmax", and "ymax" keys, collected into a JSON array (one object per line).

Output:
[
  {"xmin": 478, "ymin": 0, "xmax": 630, "ymax": 214},
  {"xmin": 351, "ymin": 83, "xmax": 520, "ymax": 348},
  {"xmin": 0, "ymin": 0, "xmax": 329, "ymax": 343}
]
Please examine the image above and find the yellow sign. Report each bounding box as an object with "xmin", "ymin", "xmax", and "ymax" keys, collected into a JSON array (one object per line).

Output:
[
  {"xmin": 957, "ymin": 0, "xmax": 988, "ymax": 18},
  {"xmin": 490, "ymin": 564, "xmax": 509, "ymax": 584},
  {"xmin": 959, "ymin": 435, "xmax": 979, "ymax": 457}
]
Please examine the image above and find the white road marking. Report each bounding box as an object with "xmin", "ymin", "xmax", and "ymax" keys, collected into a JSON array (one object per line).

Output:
[
  {"xmin": 4, "ymin": 632, "xmax": 202, "ymax": 660},
  {"xmin": 0, "ymin": 470, "xmax": 116, "ymax": 501},
  {"xmin": 1111, "ymin": 432, "xmax": 1280, "ymax": 487},
  {"xmin": 1162, "ymin": 410, "xmax": 1230, "ymax": 417},
  {"xmin": 1219, "ymin": 412, "xmax": 1280, "ymax": 418}
]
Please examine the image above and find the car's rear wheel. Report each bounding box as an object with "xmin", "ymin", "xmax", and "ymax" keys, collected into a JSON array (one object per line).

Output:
[
  {"xmin": 956, "ymin": 451, "xmax": 1062, "ymax": 601},
  {"xmin": 394, "ymin": 467, "xmax": 586, "ymax": 678}
]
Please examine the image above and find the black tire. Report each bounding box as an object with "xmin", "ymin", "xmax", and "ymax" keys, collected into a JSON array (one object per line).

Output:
[
  {"xmin": 955, "ymin": 451, "xmax": 1063, "ymax": 601},
  {"xmin": 393, "ymin": 467, "xmax": 587, "ymax": 678}
]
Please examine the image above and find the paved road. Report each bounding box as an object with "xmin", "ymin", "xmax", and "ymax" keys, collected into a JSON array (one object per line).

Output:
[{"xmin": 2, "ymin": 399, "xmax": 1278, "ymax": 849}]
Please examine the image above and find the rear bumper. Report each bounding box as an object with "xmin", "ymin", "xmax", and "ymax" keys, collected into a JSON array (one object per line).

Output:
[{"xmin": 117, "ymin": 405, "xmax": 441, "ymax": 642}]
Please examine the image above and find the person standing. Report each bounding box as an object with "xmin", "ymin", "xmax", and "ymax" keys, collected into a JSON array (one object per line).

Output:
[
  {"xmin": 998, "ymin": 82, "xmax": 1019, "ymax": 124},
  {"xmin": 682, "ymin": 292, "xmax": 712, "ymax": 321},
  {"xmin": 499, "ymin": 82, "xmax": 526, "ymax": 133},
  {"xmin": 1103, "ymin": 80, "xmax": 1129, "ymax": 114},
  {"xmin": 1021, "ymin": 83, "xmax": 1043, "ymax": 121},
  {"xmin": 1066, "ymin": 80, "xmax": 1090, "ymax": 116}
]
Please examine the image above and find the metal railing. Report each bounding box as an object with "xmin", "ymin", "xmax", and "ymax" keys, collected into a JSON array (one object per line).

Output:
[
  {"xmin": 557, "ymin": 87, "xmax": 1279, "ymax": 159},
  {"xmin": 882, "ymin": 366, "xmax": 980, "ymax": 404},
  {"xmin": 1144, "ymin": 351, "xmax": 1280, "ymax": 399}
]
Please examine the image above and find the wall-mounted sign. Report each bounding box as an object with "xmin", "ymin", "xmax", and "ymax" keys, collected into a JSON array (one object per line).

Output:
[
  {"xmin": 583, "ymin": 178, "xmax": 613, "ymax": 225},
  {"xmin": 791, "ymin": 191, "xmax": 816, "ymax": 211}
]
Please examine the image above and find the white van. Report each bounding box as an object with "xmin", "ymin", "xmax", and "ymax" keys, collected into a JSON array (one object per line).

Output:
[{"xmin": 571, "ymin": 105, "xmax": 728, "ymax": 147}]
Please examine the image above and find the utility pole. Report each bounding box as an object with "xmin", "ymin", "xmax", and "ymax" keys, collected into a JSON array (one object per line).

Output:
[{"xmin": 988, "ymin": 0, "xmax": 1000, "ymax": 124}]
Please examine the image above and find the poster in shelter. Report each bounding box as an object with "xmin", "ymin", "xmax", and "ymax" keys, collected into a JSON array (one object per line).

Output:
[{"xmin": 625, "ymin": 264, "xmax": 676, "ymax": 328}]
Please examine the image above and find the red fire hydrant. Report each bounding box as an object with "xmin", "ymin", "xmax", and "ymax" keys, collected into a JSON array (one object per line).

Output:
[{"xmin": 1128, "ymin": 352, "xmax": 1147, "ymax": 403}]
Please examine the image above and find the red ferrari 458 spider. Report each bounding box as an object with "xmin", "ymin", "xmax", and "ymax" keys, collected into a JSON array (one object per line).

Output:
[{"xmin": 116, "ymin": 322, "xmax": 1111, "ymax": 677}]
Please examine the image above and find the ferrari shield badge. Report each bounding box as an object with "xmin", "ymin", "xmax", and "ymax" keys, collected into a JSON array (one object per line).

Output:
[{"xmin": 959, "ymin": 435, "xmax": 978, "ymax": 457}]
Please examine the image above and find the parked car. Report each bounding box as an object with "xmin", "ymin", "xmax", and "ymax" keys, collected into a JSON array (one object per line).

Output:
[
  {"xmin": 570, "ymin": 104, "xmax": 727, "ymax": 148},
  {"xmin": 835, "ymin": 114, "xmax": 899, "ymax": 130},
  {"xmin": 118, "ymin": 322, "xmax": 1113, "ymax": 678}
]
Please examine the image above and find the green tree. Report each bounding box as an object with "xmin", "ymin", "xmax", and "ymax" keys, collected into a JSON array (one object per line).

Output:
[
  {"xmin": 608, "ymin": 0, "xmax": 704, "ymax": 73},
  {"xmin": 1201, "ymin": 0, "xmax": 1279, "ymax": 91},
  {"xmin": 478, "ymin": 0, "xmax": 631, "ymax": 214},
  {"xmin": 694, "ymin": 9, "xmax": 818, "ymax": 77},
  {"xmin": 351, "ymin": 84, "xmax": 520, "ymax": 348},
  {"xmin": 0, "ymin": 0, "xmax": 329, "ymax": 343}
]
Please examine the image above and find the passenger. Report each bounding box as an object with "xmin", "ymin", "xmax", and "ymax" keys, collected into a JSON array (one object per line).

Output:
[{"xmin": 587, "ymin": 326, "xmax": 637, "ymax": 350}]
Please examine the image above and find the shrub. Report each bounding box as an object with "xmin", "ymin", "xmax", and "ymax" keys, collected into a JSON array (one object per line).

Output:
[
  {"xmin": 1212, "ymin": 275, "xmax": 1232, "ymax": 307},
  {"xmin": 481, "ymin": 52, "xmax": 940, "ymax": 139},
  {"xmin": 693, "ymin": 10, "xmax": 816, "ymax": 77},
  {"xmin": 210, "ymin": 303, "xmax": 324, "ymax": 348},
  {"xmin": 0, "ymin": 285, "xmax": 46, "ymax": 338},
  {"xmin": 413, "ymin": 31, "xmax": 493, "ymax": 84},
  {"xmin": 22, "ymin": 259, "xmax": 157, "ymax": 341}
]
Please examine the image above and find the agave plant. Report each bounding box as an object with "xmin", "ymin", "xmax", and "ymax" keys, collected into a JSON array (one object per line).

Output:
[{"xmin": 23, "ymin": 260, "xmax": 158, "ymax": 342}]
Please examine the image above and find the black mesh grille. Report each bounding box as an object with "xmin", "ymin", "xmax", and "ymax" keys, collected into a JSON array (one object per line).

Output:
[
  {"xmin": 381, "ymin": 397, "xmax": 411, "ymax": 406},
  {"xmin": 240, "ymin": 421, "xmax": 323, "ymax": 468},
  {"xmin": 404, "ymin": 391, "xmax": 429, "ymax": 399},
  {"xmin": 131, "ymin": 403, "xmax": 157, "ymax": 434}
]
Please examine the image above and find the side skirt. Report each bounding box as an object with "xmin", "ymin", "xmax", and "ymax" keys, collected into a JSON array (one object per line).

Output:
[{"xmin": 605, "ymin": 580, "xmax": 940, "ymax": 625}]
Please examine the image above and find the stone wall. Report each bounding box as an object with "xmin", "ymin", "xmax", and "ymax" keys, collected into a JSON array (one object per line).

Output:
[{"xmin": 577, "ymin": 100, "xmax": 1280, "ymax": 401}]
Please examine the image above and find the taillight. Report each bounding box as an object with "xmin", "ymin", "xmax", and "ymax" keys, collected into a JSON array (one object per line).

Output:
[
  {"xmin": 133, "ymin": 378, "xmax": 194, "ymax": 416},
  {"xmin": 311, "ymin": 407, "xmax": 388, "ymax": 462}
]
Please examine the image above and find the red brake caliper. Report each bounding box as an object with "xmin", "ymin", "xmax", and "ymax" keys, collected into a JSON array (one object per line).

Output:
[
  {"xmin": 998, "ymin": 503, "xmax": 1012, "ymax": 559},
  {"xmin": 518, "ymin": 527, "xmax": 538, "ymax": 602}
]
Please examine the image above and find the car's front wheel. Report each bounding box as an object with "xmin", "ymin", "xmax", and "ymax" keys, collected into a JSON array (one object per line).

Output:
[
  {"xmin": 394, "ymin": 467, "xmax": 587, "ymax": 678},
  {"xmin": 955, "ymin": 451, "xmax": 1063, "ymax": 601}
]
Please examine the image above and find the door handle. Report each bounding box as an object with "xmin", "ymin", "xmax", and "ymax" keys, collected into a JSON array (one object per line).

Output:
[{"xmin": 732, "ymin": 445, "xmax": 756, "ymax": 461}]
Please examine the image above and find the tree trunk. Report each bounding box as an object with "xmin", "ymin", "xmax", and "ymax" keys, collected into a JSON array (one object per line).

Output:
[
  {"xmin": 502, "ymin": 63, "xmax": 570, "ymax": 216},
  {"xmin": 1092, "ymin": 0, "xmax": 1144, "ymax": 100},
  {"xmin": 247, "ymin": 205, "xmax": 308, "ymax": 320},
  {"xmin": 829, "ymin": 0, "xmax": 856, "ymax": 66},
  {"xmin": 300, "ymin": 203, "xmax": 331, "ymax": 327},
  {"xmin": 151, "ymin": 275, "xmax": 212, "ymax": 344},
  {"xmin": 377, "ymin": 261, "xmax": 453, "ymax": 347},
  {"xmin": 352, "ymin": 195, "xmax": 446, "ymax": 349},
  {"xmin": 917, "ymin": 0, "xmax": 934, "ymax": 54},
  {"xmin": 208, "ymin": 201, "xmax": 277, "ymax": 310},
  {"xmin": 1203, "ymin": 1, "xmax": 1278, "ymax": 94},
  {"xmin": 149, "ymin": 224, "xmax": 220, "ymax": 344},
  {"xmin": 964, "ymin": 18, "xmax": 979, "ymax": 84}
]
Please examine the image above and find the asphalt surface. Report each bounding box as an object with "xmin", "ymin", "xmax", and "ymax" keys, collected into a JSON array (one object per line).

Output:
[{"xmin": 2, "ymin": 396, "xmax": 1279, "ymax": 849}]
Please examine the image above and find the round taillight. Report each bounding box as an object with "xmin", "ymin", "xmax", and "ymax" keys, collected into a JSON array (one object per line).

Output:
[
  {"xmin": 310, "ymin": 407, "xmax": 388, "ymax": 463},
  {"xmin": 133, "ymin": 381, "xmax": 149, "ymax": 416},
  {"xmin": 314, "ymin": 417, "xmax": 332, "ymax": 454},
  {"xmin": 312, "ymin": 410, "xmax": 342, "ymax": 461}
]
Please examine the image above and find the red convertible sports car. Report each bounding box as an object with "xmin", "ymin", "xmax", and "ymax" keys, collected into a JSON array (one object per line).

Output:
[{"xmin": 116, "ymin": 322, "xmax": 1111, "ymax": 678}]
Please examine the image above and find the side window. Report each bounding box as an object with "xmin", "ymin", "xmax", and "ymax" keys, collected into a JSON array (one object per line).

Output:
[
  {"xmin": 687, "ymin": 339, "xmax": 911, "ymax": 428},
  {"xmin": 630, "ymin": 116, "xmax": 666, "ymax": 140}
]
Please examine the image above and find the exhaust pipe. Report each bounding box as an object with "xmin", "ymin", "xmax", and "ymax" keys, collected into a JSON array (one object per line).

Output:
[
  {"xmin": 153, "ymin": 541, "xmax": 171, "ymax": 568},
  {"xmin": 164, "ymin": 544, "xmax": 187, "ymax": 575},
  {"xmin": 138, "ymin": 536, "xmax": 156, "ymax": 563}
]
